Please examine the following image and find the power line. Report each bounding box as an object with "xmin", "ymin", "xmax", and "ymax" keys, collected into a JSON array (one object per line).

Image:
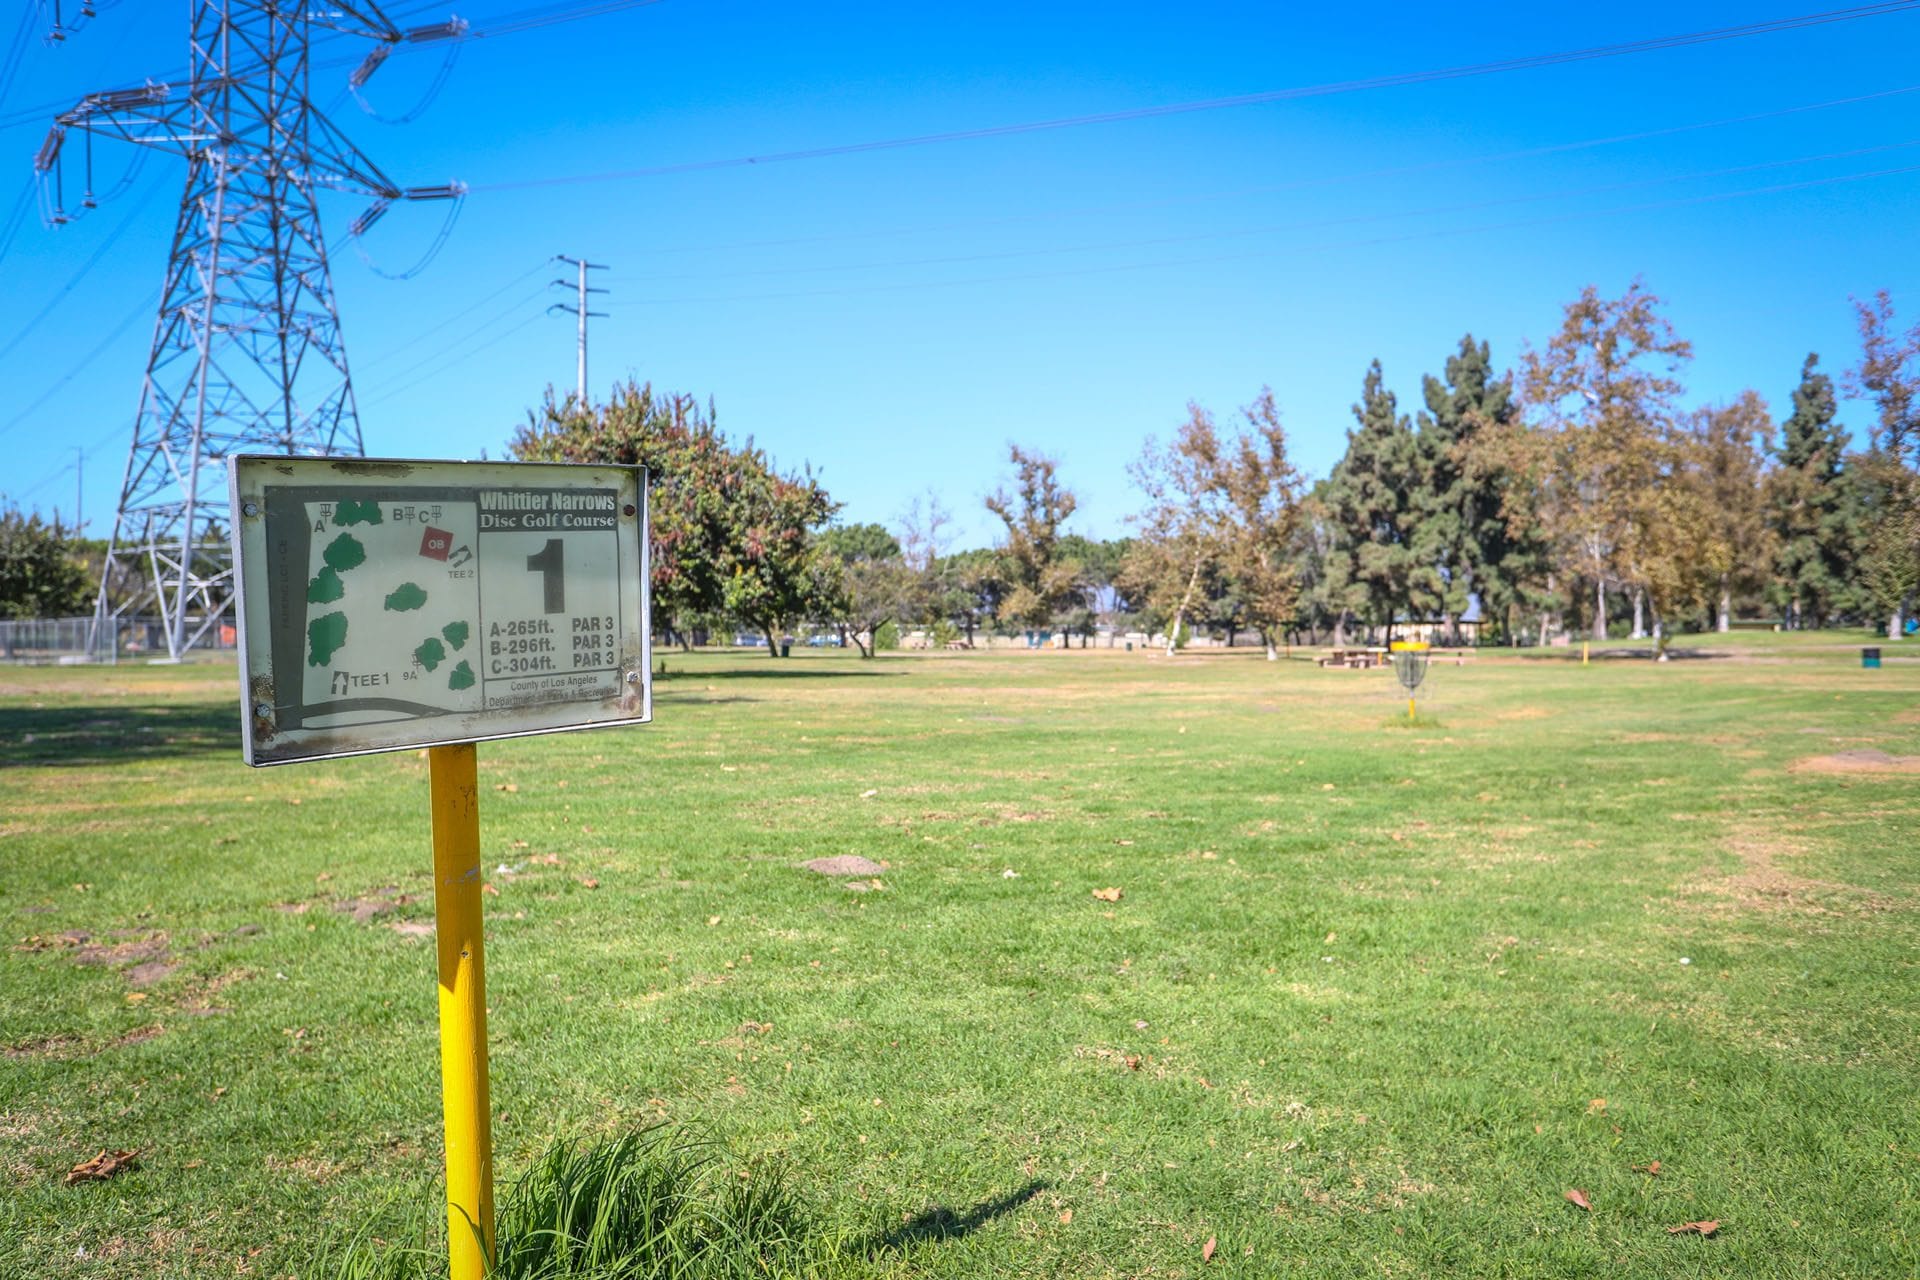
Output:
[
  {"xmin": 631, "ymin": 82, "xmax": 1920, "ymax": 261},
  {"xmin": 0, "ymin": 0, "xmax": 672, "ymax": 132},
  {"xmin": 0, "ymin": 170, "xmax": 162, "ymax": 362},
  {"xmin": 355, "ymin": 259, "xmax": 553, "ymax": 371},
  {"xmin": 626, "ymin": 161, "xmax": 1920, "ymax": 309},
  {"xmin": 0, "ymin": 2, "xmax": 36, "ymax": 117},
  {"xmin": 627, "ymin": 136, "xmax": 1920, "ymax": 286},
  {"xmin": 357, "ymin": 282, "xmax": 554, "ymax": 393},
  {"xmin": 362, "ymin": 311, "xmax": 547, "ymax": 409},
  {"xmin": 469, "ymin": 1, "xmax": 1920, "ymax": 192},
  {"xmin": 0, "ymin": 286, "xmax": 157, "ymax": 440}
]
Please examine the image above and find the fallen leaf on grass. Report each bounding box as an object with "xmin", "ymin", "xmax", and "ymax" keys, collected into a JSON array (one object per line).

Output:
[
  {"xmin": 1124, "ymin": 1055, "xmax": 1141, "ymax": 1071},
  {"xmin": 578, "ymin": 878, "xmax": 600, "ymax": 890},
  {"xmin": 481, "ymin": 883, "xmax": 500, "ymax": 897},
  {"xmin": 1058, "ymin": 1209, "xmax": 1072, "ymax": 1224},
  {"xmin": 860, "ymin": 789, "xmax": 878, "ymax": 798},
  {"xmin": 1201, "ymin": 1236, "xmax": 1217, "ymax": 1263},
  {"xmin": 65, "ymin": 1149, "xmax": 138, "ymax": 1186},
  {"xmin": 1564, "ymin": 1189, "xmax": 1592, "ymax": 1211},
  {"xmin": 528, "ymin": 853, "xmax": 561, "ymax": 866},
  {"xmin": 1667, "ymin": 1220, "xmax": 1720, "ymax": 1236},
  {"xmin": 495, "ymin": 783, "xmax": 518, "ymax": 793},
  {"xmin": 1092, "ymin": 887, "xmax": 1124, "ymax": 902},
  {"xmin": 1631, "ymin": 1160, "xmax": 1662, "ymax": 1176},
  {"xmin": 707, "ymin": 916, "xmax": 722, "ymax": 927},
  {"xmin": 1587, "ymin": 1098, "xmax": 1607, "ymax": 1114}
]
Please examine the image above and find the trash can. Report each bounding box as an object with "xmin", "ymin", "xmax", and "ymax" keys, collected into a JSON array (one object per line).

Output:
[
  {"xmin": 1863, "ymin": 647, "xmax": 1882, "ymax": 669},
  {"xmin": 779, "ymin": 639, "xmax": 792, "ymax": 658}
]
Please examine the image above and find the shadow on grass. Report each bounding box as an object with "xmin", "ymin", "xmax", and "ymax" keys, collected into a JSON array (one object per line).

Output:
[
  {"xmin": 865, "ymin": 1181, "xmax": 1048, "ymax": 1253},
  {"xmin": 0, "ymin": 700, "xmax": 237, "ymax": 767}
]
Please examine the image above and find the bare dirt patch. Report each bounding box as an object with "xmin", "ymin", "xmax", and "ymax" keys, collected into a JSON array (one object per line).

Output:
[
  {"xmin": 1686, "ymin": 829, "xmax": 1901, "ymax": 916},
  {"xmin": 333, "ymin": 886, "xmax": 417, "ymax": 923},
  {"xmin": 4, "ymin": 1033, "xmax": 83, "ymax": 1060},
  {"xmin": 801, "ymin": 855, "xmax": 886, "ymax": 876},
  {"xmin": 1791, "ymin": 749, "xmax": 1920, "ymax": 776}
]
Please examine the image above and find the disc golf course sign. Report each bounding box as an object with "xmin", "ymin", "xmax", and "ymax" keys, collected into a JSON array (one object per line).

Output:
[
  {"xmin": 230, "ymin": 455, "xmax": 651, "ymax": 764},
  {"xmin": 227, "ymin": 455, "xmax": 651, "ymax": 1280}
]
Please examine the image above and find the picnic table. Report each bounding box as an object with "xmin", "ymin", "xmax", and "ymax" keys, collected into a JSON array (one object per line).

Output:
[{"xmin": 1317, "ymin": 647, "xmax": 1389, "ymax": 669}]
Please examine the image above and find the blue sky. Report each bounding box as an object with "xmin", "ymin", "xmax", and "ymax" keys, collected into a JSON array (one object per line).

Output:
[{"xmin": 2, "ymin": 1, "xmax": 1918, "ymax": 549}]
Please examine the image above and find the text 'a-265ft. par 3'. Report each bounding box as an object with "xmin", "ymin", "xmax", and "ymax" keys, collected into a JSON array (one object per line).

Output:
[{"xmin": 229, "ymin": 455, "xmax": 652, "ymax": 766}]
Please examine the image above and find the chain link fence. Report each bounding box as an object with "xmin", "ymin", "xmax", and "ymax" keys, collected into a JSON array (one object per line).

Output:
[{"xmin": 0, "ymin": 617, "xmax": 239, "ymax": 664}]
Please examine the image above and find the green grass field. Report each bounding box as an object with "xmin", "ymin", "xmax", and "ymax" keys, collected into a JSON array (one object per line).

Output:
[{"xmin": 3, "ymin": 636, "xmax": 1917, "ymax": 1278}]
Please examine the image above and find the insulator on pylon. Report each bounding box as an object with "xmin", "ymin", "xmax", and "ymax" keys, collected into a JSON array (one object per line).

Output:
[
  {"xmin": 348, "ymin": 198, "xmax": 393, "ymax": 237},
  {"xmin": 405, "ymin": 17, "xmax": 469, "ymax": 43},
  {"xmin": 402, "ymin": 182, "xmax": 465, "ymax": 201},
  {"xmin": 34, "ymin": 127, "xmax": 65, "ymax": 172},
  {"xmin": 349, "ymin": 45, "xmax": 392, "ymax": 88},
  {"xmin": 94, "ymin": 85, "xmax": 169, "ymax": 111}
]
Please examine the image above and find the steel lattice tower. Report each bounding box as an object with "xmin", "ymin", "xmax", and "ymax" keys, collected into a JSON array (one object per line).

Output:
[{"xmin": 39, "ymin": 2, "xmax": 461, "ymax": 660}]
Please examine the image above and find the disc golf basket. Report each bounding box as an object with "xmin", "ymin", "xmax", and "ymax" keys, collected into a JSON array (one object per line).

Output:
[{"xmin": 1390, "ymin": 640, "xmax": 1430, "ymax": 722}]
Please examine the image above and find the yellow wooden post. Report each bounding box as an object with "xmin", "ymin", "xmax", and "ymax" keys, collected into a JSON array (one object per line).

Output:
[
  {"xmin": 1581, "ymin": 640, "xmax": 1589, "ymax": 666},
  {"xmin": 429, "ymin": 743, "xmax": 494, "ymax": 1280}
]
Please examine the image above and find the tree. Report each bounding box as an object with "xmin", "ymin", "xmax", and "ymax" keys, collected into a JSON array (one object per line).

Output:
[
  {"xmin": 1850, "ymin": 290, "xmax": 1920, "ymax": 470},
  {"xmin": 929, "ymin": 547, "xmax": 1001, "ymax": 646},
  {"xmin": 1768, "ymin": 355, "xmax": 1856, "ymax": 628},
  {"xmin": 1856, "ymin": 485, "xmax": 1920, "ymax": 638},
  {"xmin": 985, "ymin": 445, "xmax": 1080, "ymax": 636},
  {"xmin": 1521, "ymin": 281, "xmax": 1693, "ymax": 639},
  {"xmin": 1627, "ymin": 427, "xmax": 1729, "ymax": 660},
  {"xmin": 1847, "ymin": 291, "xmax": 1920, "ymax": 637},
  {"xmin": 1057, "ymin": 534, "xmax": 1129, "ymax": 646},
  {"xmin": 1322, "ymin": 360, "xmax": 1426, "ymax": 642},
  {"xmin": 0, "ymin": 505, "xmax": 90, "ymax": 620},
  {"xmin": 1690, "ymin": 391, "xmax": 1776, "ymax": 631},
  {"xmin": 1215, "ymin": 388, "xmax": 1306, "ymax": 659},
  {"xmin": 1417, "ymin": 335, "xmax": 1539, "ymax": 644},
  {"xmin": 510, "ymin": 382, "xmax": 742, "ymax": 647},
  {"xmin": 818, "ymin": 522, "xmax": 916, "ymax": 658},
  {"xmin": 1122, "ymin": 404, "xmax": 1230, "ymax": 654},
  {"xmin": 721, "ymin": 445, "xmax": 839, "ymax": 655}
]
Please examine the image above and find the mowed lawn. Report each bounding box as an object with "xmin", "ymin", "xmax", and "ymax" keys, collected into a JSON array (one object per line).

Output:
[{"xmin": 2, "ymin": 638, "xmax": 1917, "ymax": 1278}]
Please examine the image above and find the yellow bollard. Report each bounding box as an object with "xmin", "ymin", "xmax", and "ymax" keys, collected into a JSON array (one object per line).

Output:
[
  {"xmin": 1581, "ymin": 640, "xmax": 1589, "ymax": 666},
  {"xmin": 429, "ymin": 744, "xmax": 494, "ymax": 1280}
]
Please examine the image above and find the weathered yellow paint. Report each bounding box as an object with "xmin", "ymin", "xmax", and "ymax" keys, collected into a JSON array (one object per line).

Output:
[{"xmin": 429, "ymin": 743, "xmax": 494, "ymax": 1279}]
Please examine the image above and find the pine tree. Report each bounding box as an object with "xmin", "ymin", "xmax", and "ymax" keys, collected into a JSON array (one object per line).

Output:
[
  {"xmin": 1323, "ymin": 360, "xmax": 1424, "ymax": 641},
  {"xmin": 1416, "ymin": 335, "xmax": 1542, "ymax": 642},
  {"xmin": 1767, "ymin": 355, "xmax": 1854, "ymax": 628}
]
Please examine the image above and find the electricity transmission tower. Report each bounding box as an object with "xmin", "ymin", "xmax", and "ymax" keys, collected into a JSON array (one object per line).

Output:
[
  {"xmin": 36, "ymin": 1, "xmax": 464, "ymax": 660},
  {"xmin": 550, "ymin": 255, "xmax": 608, "ymax": 405}
]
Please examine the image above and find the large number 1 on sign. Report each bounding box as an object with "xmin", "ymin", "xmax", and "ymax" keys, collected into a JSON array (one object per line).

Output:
[{"xmin": 525, "ymin": 538, "xmax": 565, "ymax": 613}]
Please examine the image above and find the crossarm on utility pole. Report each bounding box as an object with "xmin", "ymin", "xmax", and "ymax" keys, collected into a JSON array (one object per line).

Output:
[{"xmin": 40, "ymin": 89, "xmax": 198, "ymax": 167}]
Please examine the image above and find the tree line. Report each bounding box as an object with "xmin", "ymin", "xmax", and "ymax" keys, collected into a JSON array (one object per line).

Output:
[{"xmin": 503, "ymin": 280, "xmax": 1920, "ymax": 658}]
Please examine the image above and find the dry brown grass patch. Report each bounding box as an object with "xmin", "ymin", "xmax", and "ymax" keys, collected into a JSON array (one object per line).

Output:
[
  {"xmin": 1790, "ymin": 748, "xmax": 1920, "ymax": 775},
  {"xmin": 1686, "ymin": 828, "xmax": 1902, "ymax": 916}
]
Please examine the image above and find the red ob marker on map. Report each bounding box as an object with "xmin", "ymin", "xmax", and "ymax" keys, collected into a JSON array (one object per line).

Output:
[{"xmin": 420, "ymin": 527, "xmax": 453, "ymax": 560}]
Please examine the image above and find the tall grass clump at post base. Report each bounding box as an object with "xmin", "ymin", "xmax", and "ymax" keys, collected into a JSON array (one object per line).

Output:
[{"xmin": 330, "ymin": 1126, "xmax": 815, "ymax": 1280}]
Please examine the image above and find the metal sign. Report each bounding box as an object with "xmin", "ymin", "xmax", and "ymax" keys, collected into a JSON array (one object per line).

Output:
[{"xmin": 229, "ymin": 456, "xmax": 650, "ymax": 766}]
